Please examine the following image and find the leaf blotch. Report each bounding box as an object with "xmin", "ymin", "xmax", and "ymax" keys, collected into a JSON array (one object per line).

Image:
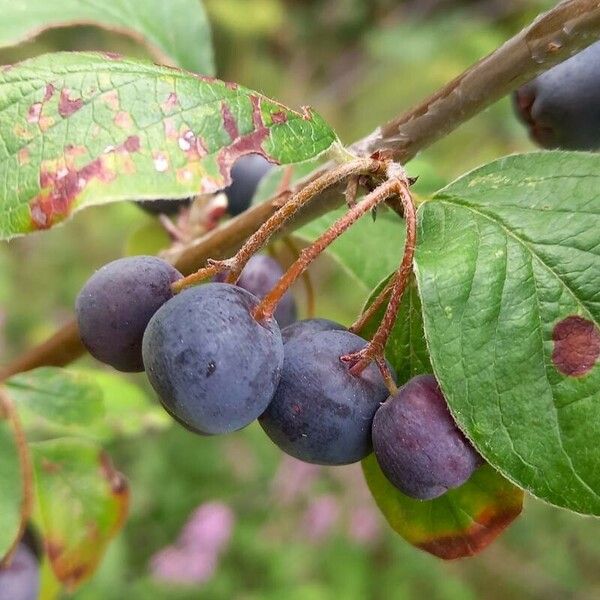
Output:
[
  {"xmin": 161, "ymin": 92, "xmax": 179, "ymax": 113},
  {"xmin": 272, "ymin": 110, "xmax": 288, "ymax": 124},
  {"xmin": 153, "ymin": 152, "xmax": 169, "ymax": 173},
  {"xmin": 99, "ymin": 453, "xmax": 129, "ymax": 496},
  {"xmin": 552, "ymin": 316, "xmax": 600, "ymax": 377},
  {"xmin": 58, "ymin": 89, "xmax": 84, "ymax": 118},
  {"xmin": 27, "ymin": 103, "xmax": 42, "ymax": 124},
  {"xmin": 221, "ymin": 101, "xmax": 239, "ymax": 141},
  {"xmin": 121, "ymin": 135, "xmax": 141, "ymax": 153},
  {"xmin": 43, "ymin": 84, "xmax": 55, "ymax": 102},
  {"xmin": 114, "ymin": 111, "xmax": 133, "ymax": 129},
  {"xmin": 214, "ymin": 95, "xmax": 275, "ymax": 182},
  {"xmin": 31, "ymin": 156, "xmax": 115, "ymax": 229},
  {"xmin": 417, "ymin": 503, "xmax": 523, "ymax": 560}
]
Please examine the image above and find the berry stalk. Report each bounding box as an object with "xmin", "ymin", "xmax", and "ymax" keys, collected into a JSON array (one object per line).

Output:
[
  {"xmin": 280, "ymin": 236, "xmax": 316, "ymax": 319},
  {"xmin": 343, "ymin": 177, "xmax": 417, "ymax": 375},
  {"xmin": 253, "ymin": 175, "xmax": 404, "ymax": 322},
  {"xmin": 171, "ymin": 157, "xmax": 383, "ymax": 293},
  {"xmin": 350, "ymin": 276, "xmax": 395, "ymax": 334}
]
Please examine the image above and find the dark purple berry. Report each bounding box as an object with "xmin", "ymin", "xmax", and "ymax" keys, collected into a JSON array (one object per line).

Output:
[
  {"xmin": 259, "ymin": 329, "xmax": 390, "ymax": 465},
  {"xmin": 142, "ymin": 283, "xmax": 283, "ymax": 435},
  {"xmin": 513, "ymin": 42, "xmax": 600, "ymax": 150},
  {"xmin": 76, "ymin": 256, "xmax": 182, "ymax": 372},
  {"xmin": 0, "ymin": 543, "xmax": 40, "ymax": 600},
  {"xmin": 216, "ymin": 255, "xmax": 296, "ymax": 327},
  {"xmin": 136, "ymin": 198, "xmax": 192, "ymax": 216},
  {"xmin": 225, "ymin": 155, "xmax": 273, "ymax": 216},
  {"xmin": 372, "ymin": 374, "xmax": 482, "ymax": 500}
]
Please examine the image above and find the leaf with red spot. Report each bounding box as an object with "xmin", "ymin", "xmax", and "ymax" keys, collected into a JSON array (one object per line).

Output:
[
  {"xmin": 0, "ymin": 0, "xmax": 214, "ymax": 75},
  {"xmin": 30, "ymin": 438, "xmax": 129, "ymax": 589},
  {"xmin": 415, "ymin": 152, "xmax": 600, "ymax": 516},
  {"xmin": 0, "ymin": 52, "xmax": 338, "ymax": 239},
  {"xmin": 362, "ymin": 455, "xmax": 523, "ymax": 560}
]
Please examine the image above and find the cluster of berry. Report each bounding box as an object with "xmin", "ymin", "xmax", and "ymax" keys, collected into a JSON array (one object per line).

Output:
[{"xmin": 76, "ymin": 253, "xmax": 481, "ymax": 502}]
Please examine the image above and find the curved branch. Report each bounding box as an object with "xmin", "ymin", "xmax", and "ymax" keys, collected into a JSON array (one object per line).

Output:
[
  {"xmin": 353, "ymin": 0, "xmax": 600, "ymax": 161},
  {"xmin": 2, "ymin": 0, "xmax": 600, "ymax": 379}
]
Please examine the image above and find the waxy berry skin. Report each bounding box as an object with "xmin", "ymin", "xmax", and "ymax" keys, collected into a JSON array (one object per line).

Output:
[
  {"xmin": 260, "ymin": 329, "xmax": 390, "ymax": 465},
  {"xmin": 143, "ymin": 283, "xmax": 284, "ymax": 435},
  {"xmin": 514, "ymin": 42, "xmax": 600, "ymax": 150},
  {"xmin": 76, "ymin": 256, "xmax": 182, "ymax": 372},
  {"xmin": 372, "ymin": 374, "xmax": 482, "ymax": 500}
]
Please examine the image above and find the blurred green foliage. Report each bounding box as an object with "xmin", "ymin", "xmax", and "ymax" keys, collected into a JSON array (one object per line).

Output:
[{"xmin": 1, "ymin": 0, "xmax": 599, "ymax": 598}]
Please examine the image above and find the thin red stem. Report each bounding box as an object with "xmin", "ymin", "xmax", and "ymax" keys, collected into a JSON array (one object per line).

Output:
[
  {"xmin": 345, "ymin": 180, "xmax": 417, "ymax": 376},
  {"xmin": 172, "ymin": 158, "xmax": 383, "ymax": 292},
  {"xmin": 281, "ymin": 236, "xmax": 316, "ymax": 319},
  {"xmin": 349, "ymin": 276, "xmax": 395, "ymax": 334},
  {"xmin": 253, "ymin": 178, "xmax": 401, "ymax": 322}
]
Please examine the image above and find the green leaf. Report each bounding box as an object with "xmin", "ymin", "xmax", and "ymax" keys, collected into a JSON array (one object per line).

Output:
[
  {"xmin": 0, "ymin": 0, "xmax": 214, "ymax": 75},
  {"xmin": 31, "ymin": 438, "xmax": 129, "ymax": 589},
  {"xmin": 296, "ymin": 210, "xmax": 405, "ymax": 292},
  {"xmin": 124, "ymin": 219, "xmax": 171, "ymax": 256},
  {"xmin": 0, "ymin": 52, "xmax": 338, "ymax": 239},
  {"xmin": 74, "ymin": 368, "xmax": 171, "ymax": 440},
  {"xmin": 363, "ymin": 455, "xmax": 523, "ymax": 559},
  {"xmin": 415, "ymin": 152, "xmax": 600, "ymax": 515},
  {"xmin": 0, "ymin": 394, "xmax": 32, "ymax": 560},
  {"xmin": 359, "ymin": 275, "xmax": 431, "ymax": 386},
  {"xmin": 7, "ymin": 366, "xmax": 170, "ymax": 442},
  {"xmin": 7, "ymin": 367, "xmax": 105, "ymax": 433}
]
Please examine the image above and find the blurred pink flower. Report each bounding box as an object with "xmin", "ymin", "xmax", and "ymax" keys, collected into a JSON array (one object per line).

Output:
[
  {"xmin": 179, "ymin": 502, "xmax": 235, "ymax": 552},
  {"xmin": 302, "ymin": 495, "xmax": 340, "ymax": 542},
  {"xmin": 150, "ymin": 501, "xmax": 235, "ymax": 585},
  {"xmin": 272, "ymin": 455, "xmax": 320, "ymax": 505},
  {"xmin": 150, "ymin": 546, "xmax": 217, "ymax": 584},
  {"xmin": 347, "ymin": 505, "xmax": 382, "ymax": 546}
]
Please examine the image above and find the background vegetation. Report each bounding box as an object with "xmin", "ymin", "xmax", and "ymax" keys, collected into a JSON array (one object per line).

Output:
[{"xmin": 1, "ymin": 1, "xmax": 599, "ymax": 598}]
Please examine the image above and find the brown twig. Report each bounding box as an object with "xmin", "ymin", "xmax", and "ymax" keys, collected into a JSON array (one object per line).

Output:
[
  {"xmin": 0, "ymin": 320, "xmax": 85, "ymax": 381},
  {"xmin": 343, "ymin": 175, "xmax": 417, "ymax": 376},
  {"xmin": 222, "ymin": 157, "xmax": 382, "ymax": 283},
  {"xmin": 353, "ymin": 0, "xmax": 600, "ymax": 162},
  {"xmin": 2, "ymin": 0, "xmax": 600, "ymax": 377}
]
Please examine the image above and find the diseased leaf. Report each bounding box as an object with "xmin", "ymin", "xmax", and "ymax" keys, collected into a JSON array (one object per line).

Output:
[
  {"xmin": 359, "ymin": 275, "xmax": 431, "ymax": 386},
  {"xmin": 0, "ymin": 52, "xmax": 338, "ymax": 239},
  {"xmin": 31, "ymin": 438, "xmax": 129, "ymax": 589},
  {"xmin": 7, "ymin": 367, "xmax": 105, "ymax": 433},
  {"xmin": 360, "ymin": 278, "xmax": 522, "ymax": 559},
  {"xmin": 415, "ymin": 152, "xmax": 600, "ymax": 515},
  {"xmin": 0, "ymin": 0, "xmax": 214, "ymax": 75},
  {"xmin": 0, "ymin": 390, "xmax": 33, "ymax": 561},
  {"xmin": 363, "ymin": 455, "xmax": 523, "ymax": 560}
]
